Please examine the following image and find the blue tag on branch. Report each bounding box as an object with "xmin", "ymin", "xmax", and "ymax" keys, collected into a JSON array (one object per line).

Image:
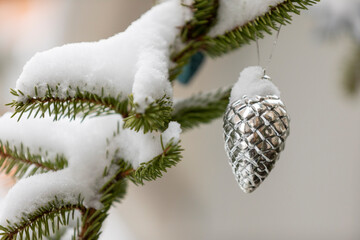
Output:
[{"xmin": 177, "ymin": 52, "xmax": 205, "ymax": 85}]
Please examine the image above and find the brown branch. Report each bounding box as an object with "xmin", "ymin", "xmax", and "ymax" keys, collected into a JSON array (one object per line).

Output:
[
  {"xmin": 120, "ymin": 169, "xmax": 135, "ymax": 178},
  {"xmin": 78, "ymin": 208, "xmax": 97, "ymax": 239}
]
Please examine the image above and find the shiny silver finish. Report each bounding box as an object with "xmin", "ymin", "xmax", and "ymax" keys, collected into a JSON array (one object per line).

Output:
[{"xmin": 223, "ymin": 95, "xmax": 290, "ymax": 193}]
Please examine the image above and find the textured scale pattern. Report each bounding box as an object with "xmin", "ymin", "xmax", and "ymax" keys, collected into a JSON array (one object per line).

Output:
[{"xmin": 223, "ymin": 95, "xmax": 290, "ymax": 193}]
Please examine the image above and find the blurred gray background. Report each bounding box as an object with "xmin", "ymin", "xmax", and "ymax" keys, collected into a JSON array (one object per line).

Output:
[{"xmin": 0, "ymin": 1, "xmax": 359, "ymax": 239}]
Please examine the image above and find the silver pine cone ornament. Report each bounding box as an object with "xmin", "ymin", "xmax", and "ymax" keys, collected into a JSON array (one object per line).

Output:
[{"xmin": 223, "ymin": 66, "xmax": 290, "ymax": 193}]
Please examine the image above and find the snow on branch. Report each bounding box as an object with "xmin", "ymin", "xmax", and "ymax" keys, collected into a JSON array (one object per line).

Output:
[
  {"xmin": 181, "ymin": 0, "xmax": 220, "ymax": 41},
  {"xmin": 0, "ymin": 140, "xmax": 67, "ymax": 178},
  {"xmin": 173, "ymin": 0, "xmax": 319, "ymax": 60},
  {"xmin": 0, "ymin": 196, "xmax": 84, "ymax": 240},
  {"xmin": 123, "ymin": 95, "xmax": 172, "ymax": 133},
  {"xmin": 129, "ymin": 138, "xmax": 183, "ymax": 184},
  {"xmin": 209, "ymin": 0, "xmax": 287, "ymax": 37},
  {"xmin": 8, "ymin": 87, "xmax": 129, "ymax": 121},
  {"xmin": 13, "ymin": 0, "xmax": 189, "ymax": 115},
  {"xmin": 0, "ymin": 112, "xmax": 181, "ymax": 230},
  {"xmin": 202, "ymin": 0, "xmax": 319, "ymax": 56}
]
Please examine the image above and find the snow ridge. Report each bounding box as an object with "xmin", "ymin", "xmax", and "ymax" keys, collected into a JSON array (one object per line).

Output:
[
  {"xmin": 0, "ymin": 113, "xmax": 181, "ymax": 225},
  {"xmin": 209, "ymin": 0, "xmax": 286, "ymax": 36},
  {"xmin": 16, "ymin": 0, "xmax": 187, "ymax": 111}
]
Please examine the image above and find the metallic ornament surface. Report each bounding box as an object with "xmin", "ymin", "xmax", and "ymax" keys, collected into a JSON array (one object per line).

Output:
[{"xmin": 223, "ymin": 95, "xmax": 290, "ymax": 193}]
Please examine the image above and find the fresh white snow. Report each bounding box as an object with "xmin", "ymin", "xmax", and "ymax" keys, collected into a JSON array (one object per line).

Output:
[
  {"xmin": 109, "ymin": 121, "xmax": 181, "ymax": 169},
  {"xmin": 208, "ymin": 0, "xmax": 286, "ymax": 37},
  {"xmin": 230, "ymin": 66, "xmax": 280, "ymax": 103},
  {"xmin": 15, "ymin": 0, "xmax": 188, "ymax": 112},
  {"xmin": 0, "ymin": 113, "xmax": 181, "ymax": 225}
]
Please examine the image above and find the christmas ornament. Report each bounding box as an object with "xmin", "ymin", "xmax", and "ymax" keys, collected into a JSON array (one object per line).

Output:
[
  {"xmin": 177, "ymin": 52, "xmax": 205, "ymax": 84},
  {"xmin": 223, "ymin": 66, "xmax": 290, "ymax": 193}
]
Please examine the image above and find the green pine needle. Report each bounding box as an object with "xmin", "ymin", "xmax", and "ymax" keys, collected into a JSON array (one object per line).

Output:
[
  {"xmin": 169, "ymin": 40, "xmax": 205, "ymax": 82},
  {"xmin": 0, "ymin": 141, "xmax": 68, "ymax": 178},
  {"xmin": 171, "ymin": 0, "xmax": 319, "ymax": 80},
  {"xmin": 344, "ymin": 45, "xmax": 360, "ymax": 95},
  {"xmin": 129, "ymin": 139, "xmax": 183, "ymax": 185},
  {"xmin": 0, "ymin": 196, "xmax": 84, "ymax": 240},
  {"xmin": 172, "ymin": 87, "xmax": 231, "ymax": 131},
  {"xmin": 203, "ymin": 0, "xmax": 320, "ymax": 56},
  {"xmin": 8, "ymin": 86, "xmax": 129, "ymax": 121},
  {"xmin": 78, "ymin": 162, "xmax": 129, "ymax": 239},
  {"xmin": 100, "ymin": 159, "xmax": 131, "ymax": 203},
  {"xmin": 107, "ymin": 138, "xmax": 183, "ymax": 186},
  {"xmin": 123, "ymin": 95, "xmax": 173, "ymax": 133},
  {"xmin": 181, "ymin": 0, "xmax": 219, "ymax": 41}
]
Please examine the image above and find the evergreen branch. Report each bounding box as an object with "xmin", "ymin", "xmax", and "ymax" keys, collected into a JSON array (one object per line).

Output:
[
  {"xmin": 123, "ymin": 95, "xmax": 173, "ymax": 133},
  {"xmin": 181, "ymin": 0, "xmax": 219, "ymax": 41},
  {"xmin": 0, "ymin": 158, "xmax": 130, "ymax": 240},
  {"xmin": 129, "ymin": 139, "xmax": 183, "ymax": 185},
  {"xmin": 0, "ymin": 196, "xmax": 84, "ymax": 240},
  {"xmin": 171, "ymin": 87, "xmax": 231, "ymax": 131},
  {"xmin": 0, "ymin": 141, "xmax": 68, "ymax": 178},
  {"xmin": 8, "ymin": 86, "xmax": 129, "ymax": 121},
  {"xmin": 203, "ymin": 0, "xmax": 319, "ymax": 56},
  {"xmin": 78, "ymin": 161, "xmax": 130, "ymax": 240},
  {"xmin": 77, "ymin": 139, "xmax": 182, "ymax": 238},
  {"xmin": 344, "ymin": 45, "xmax": 360, "ymax": 95},
  {"xmin": 170, "ymin": 0, "xmax": 318, "ymax": 74},
  {"xmin": 0, "ymin": 99, "xmax": 179, "ymax": 239},
  {"xmin": 100, "ymin": 159, "xmax": 132, "ymax": 204}
]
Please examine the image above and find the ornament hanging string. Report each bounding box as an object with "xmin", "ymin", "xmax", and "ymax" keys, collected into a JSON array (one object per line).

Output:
[
  {"xmin": 255, "ymin": 33, "xmax": 261, "ymax": 67},
  {"xmin": 265, "ymin": 24, "xmax": 282, "ymax": 73},
  {"xmin": 255, "ymin": 24, "xmax": 282, "ymax": 76}
]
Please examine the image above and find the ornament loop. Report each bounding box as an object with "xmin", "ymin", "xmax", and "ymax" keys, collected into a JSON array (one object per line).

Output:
[
  {"xmin": 264, "ymin": 24, "xmax": 282, "ymax": 72},
  {"xmin": 262, "ymin": 74, "xmax": 271, "ymax": 81},
  {"xmin": 255, "ymin": 24, "xmax": 282, "ymax": 73}
]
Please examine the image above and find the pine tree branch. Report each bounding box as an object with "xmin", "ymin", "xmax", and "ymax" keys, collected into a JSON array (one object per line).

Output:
[
  {"xmin": 0, "ymin": 141, "xmax": 68, "ymax": 178},
  {"xmin": 344, "ymin": 45, "xmax": 360, "ymax": 95},
  {"xmin": 123, "ymin": 95, "xmax": 173, "ymax": 133},
  {"xmin": 9, "ymin": 87, "xmax": 173, "ymax": 134},
  {"xmin": 0, "ymin": 196, "xmax": 84, "ymax": 240},
  {"xmin": 0, "ymin": 159, "xmax": 130, "ymax": 240},
  {"xmin": 78, "ymin": 161, "xmax": 130, "ymax": 240},
  {"xmin": 8, "ymin": 87, "xmax": 129, "ymax": 121},
  {"xmin": 128, "ymin": 139, "xmax": 183, "ymax": 185},
  {"xmin": 203, "ymin": 0, "xmax": 320, "ymax": 56},
  {"xmin": 77, "ymin": 184, "xmax": 127, "ymax": 240},
  {"xmin": 77, "ymin": 138, "xmax": 182, "ymax": 238},
  {"xmin": 181, "ymin": 0, "xmax": 219, "ymax": 41},
  {"xmin": 170, "ymin": 0, "xmax": 319, "ymax": 80},
  {"xmin": 171, "ymin": 87, "xmax": 231, "ymax": 131},
  {"xmin": 78, "ymin": 208, "xmax": 96, "ymax": 240},
  {"xmin": 0, "ymin": 138, "xmax": 180, "ymax": 240}
]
